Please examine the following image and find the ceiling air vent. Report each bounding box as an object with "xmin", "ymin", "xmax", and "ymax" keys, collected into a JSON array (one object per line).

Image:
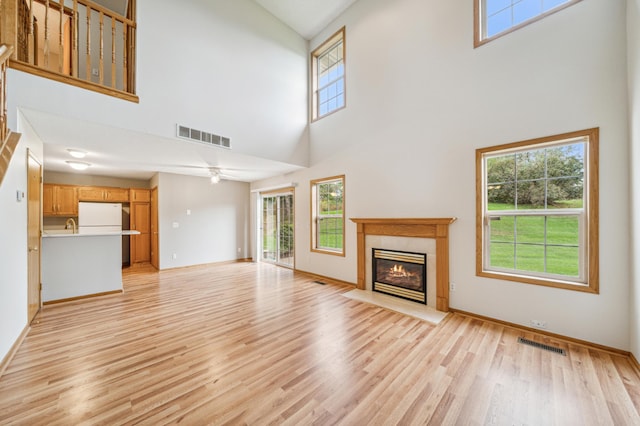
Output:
[{"xmin": 176, "ymin": 125, "xmax": 231, "ymax": 149}]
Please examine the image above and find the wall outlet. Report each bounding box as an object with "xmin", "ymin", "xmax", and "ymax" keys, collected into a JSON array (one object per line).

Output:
[
  {"xmin": 530, "ymin": 319, "xmax": 547, "ymax": 329},
  {"xmin": 172, "ymin": 253, "xmax": 177, "ymax": 260},
  {"xmin": 91, "ymin": 68, "xmax": 99, "ymax": 76},
  {"xmin": 450, "ymin": 282, "xmax": 456, "ymax": 291},
  {"xmin": 237, "ymin": 247, "xmax": 241, "ymax": 253}
]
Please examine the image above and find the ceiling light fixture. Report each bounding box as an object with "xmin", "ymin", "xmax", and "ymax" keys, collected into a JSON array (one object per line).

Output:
[
  {"xmin": 210, "ymin": 172, "xmax": 221, "ymax": 184},
  {"xmin": 67, "ymin": 149, "xmax": 87, "ymax": 158},
  {"xmin": 66, "ymin": 161, "xmax": 91, "ymax": 171}
]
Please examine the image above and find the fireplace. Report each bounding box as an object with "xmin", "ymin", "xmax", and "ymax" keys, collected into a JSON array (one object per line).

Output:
[{"xmin": 372, "ymin": 248, "xmax": 426, "ymax": 304}]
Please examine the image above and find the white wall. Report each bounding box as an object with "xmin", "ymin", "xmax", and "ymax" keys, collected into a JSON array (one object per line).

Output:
[
  {"xmin": 157, "ymin": 173, "xmax": 250, "ymax": 269},
  {"xmin": 628, "ymin": 0, "xmax": 640, "ymax": 360},
  {"xmin": 7, "ymin": 0, "xmax": 309, "ymax": 167},
  {"xmin": 253, "ymin": 0, "xmax": 631, "ymax": 350},
  {"xmin": 0, "ymin": 112, "xmax": 44, "ymax": 364}
]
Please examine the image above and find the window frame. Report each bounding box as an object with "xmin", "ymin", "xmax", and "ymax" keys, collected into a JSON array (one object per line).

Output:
[
  {"xmin": 475, "ymin": 128, "xmax": 599, "ymax": 293},
  {"xmin": 474, "ymin": 0, "xmax": 582, "ymax": 48},
  {"xmin": 310, "ymin": 175, "xmax": 345, "ymax": 256},
  {"xmin": 310, "ymin": 27, "xmax": 346, "ymax": 122}
]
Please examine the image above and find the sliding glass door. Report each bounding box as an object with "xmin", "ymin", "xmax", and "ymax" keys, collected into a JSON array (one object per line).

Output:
[{"xmin": 261, "ymin": 191, "xmax": 294, "ymax": 268}]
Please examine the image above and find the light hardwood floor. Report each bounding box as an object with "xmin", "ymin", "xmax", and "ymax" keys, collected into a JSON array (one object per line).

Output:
[{"xmin": 0, "ymin": 262, "xmax": 639, "ymax": 425}]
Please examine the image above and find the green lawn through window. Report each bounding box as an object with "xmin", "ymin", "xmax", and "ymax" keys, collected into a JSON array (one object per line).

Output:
[{"xmin": 488, "ymin": 202, "xmax": 580, "ymax": 277}]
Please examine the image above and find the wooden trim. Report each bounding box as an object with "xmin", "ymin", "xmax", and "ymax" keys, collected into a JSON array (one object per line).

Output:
[
  {"xmin": 475, "ymin": 128, "xmax": 599, "ymax": 293},
  {"xmin": 82, "ymin": 0, "xmax": 135, "ymax": 26},
  {"xmin": 0, "ymin": 324, "xmax": 30, "ymax": 379},
  {"xmin": 8, "ymin": 59, "xmax": 139, "ymax": 102},
  {"xmin": 161, "ymin": 258, "xmax": 253, "ymax": 272},
  {"xmin": 310, "ymin": 26, "xmax": 346, "ymax": 122},
  {"xmin": 630, "ymin": 352, "xmax": 640, "ymax": 377},
  {"xmin": 350, "ymin": 217, "xmax": 457, "ymax": 312},
  {"xmin": 0, "ymin": 44, "xmax": 13, "ymax": 63},
  {"xmin": 474, "ymin": 0, "xmax": 583, "ymax": 48},
  {"xmin": 450, "ymin": 308, "xmax": 631, "ymax": 357},
  {"xmin": 259, "ymin": 186, "xmax": 295, "ymax": 196},
  {"xmin": 43, "ymin": 289, "xmax": 123, "ymax": 305},
  {"xmin": 0, "ymin": 2, "xmax": 19, "ymax": 57},
  {"xmin": 0, "ymin": 131, "xmax": 21, "ymax": 186},
  {"xmin": 310, "ymin": 175, "xmax": 346, "ymax": 257},
  {"xmin": 294, "ymin": 268, "xmax": 356, "ymax": 288}
]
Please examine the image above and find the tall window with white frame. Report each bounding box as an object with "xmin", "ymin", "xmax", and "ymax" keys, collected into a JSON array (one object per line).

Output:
[
  {"xmin": 476, "ymin": 128, "xmax": 599, "ymax": 293},
  {"xmin": 311, "ymin": 27, "xmax": 345, "ymax": 121},
  {"xmin": 311, "ymin": 175, "xmax": 345, "ymax": 256},
  {"xmin": 474, "ymin": 0, "xmax": 582, "ymax": 46}
]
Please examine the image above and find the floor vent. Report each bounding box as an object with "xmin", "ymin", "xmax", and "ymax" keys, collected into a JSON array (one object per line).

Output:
[
  {"xmin": 177, "ymin": 125, "xmax": 231, "ymax": 149},
  {"xmin": 517, "ymin": 337, "xmax": 566, "ymax": 356},
  {"xmin": 313, "ymin": 281, "xmax": 326, "ymax": 285}
]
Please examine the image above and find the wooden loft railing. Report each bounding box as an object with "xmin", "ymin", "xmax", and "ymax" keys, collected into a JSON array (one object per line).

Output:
[
  {"xmin": 0, "ymin": 44, "xmax": 21, "ymax": 187},
  {"xmin": 0, "ymin": 0, "xmax": 137, "ymax": 103},
  {"xmin": 0, "ymin": 44, "xmax": 12, "ymax": 143}
]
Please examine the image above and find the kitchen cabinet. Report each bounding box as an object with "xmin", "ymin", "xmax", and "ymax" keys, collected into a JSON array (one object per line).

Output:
[
  {"xmin": 130, "ymin": 188, "xmax": 150, "ymax": 202},
  {"xmin": 78, "ymin": 186, "xmax": 129, "ymax": 202},
  {"xmin": 43, "ymin": 184, "xmax": 78, "ymax": 216},
  {"xmin": 130, "ymin": 198, "xmax": 151, "ymax": 263},
  {"xmin": 105, "ymin": 187, "xmax": 130, "ymax": 202}
]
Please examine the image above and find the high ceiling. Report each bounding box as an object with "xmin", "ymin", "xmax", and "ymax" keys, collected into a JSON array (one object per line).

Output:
[
  {"xmin": 252, "ymin": 0, "xmax": 359, "ymax": 40},
  {"xmin": 34, "ymin": 1, "xmax": 360, "ymax": 183}
]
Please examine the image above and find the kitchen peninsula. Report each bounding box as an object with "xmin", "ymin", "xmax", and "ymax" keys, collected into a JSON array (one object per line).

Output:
[{"xmin": 42, "ymin": 230, "xmax": 140, "ymax": 303}]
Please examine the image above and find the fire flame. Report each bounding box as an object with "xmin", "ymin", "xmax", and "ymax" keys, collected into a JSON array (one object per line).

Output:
[{"xmin": 389, "ymin": 264, "xmax": 412, "ymax": 278}]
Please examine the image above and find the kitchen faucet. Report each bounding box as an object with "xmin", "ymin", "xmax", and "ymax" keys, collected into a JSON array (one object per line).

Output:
[{"xmin": 65, "ymin": 217, "xmax": 77, "ymax": 234}]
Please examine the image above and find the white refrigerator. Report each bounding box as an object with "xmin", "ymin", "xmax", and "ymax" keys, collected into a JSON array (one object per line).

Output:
[{"xmin": 78, "ymin": 202, "xmax": 122, "ymax": 233}]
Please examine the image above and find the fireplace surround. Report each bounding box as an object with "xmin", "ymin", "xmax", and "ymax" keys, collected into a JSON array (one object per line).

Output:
[{"xmin": 351, "ymin": 218, "xmax": 456, "ymax": 312}]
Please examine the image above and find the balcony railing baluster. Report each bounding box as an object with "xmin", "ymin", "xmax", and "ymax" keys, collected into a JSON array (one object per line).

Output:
[{"xmin": 0, "ymin": 0, "xmax": 137, "ymax": 101}]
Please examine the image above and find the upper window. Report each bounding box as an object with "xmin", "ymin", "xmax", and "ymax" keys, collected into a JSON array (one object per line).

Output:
[
  {"xmin": 311, "ymin": 27, "xmax": 345, "ymax": 121},
  {"xmin": 476, "ymin": 128, "xmax": 599, "ymax": 293},
  {"xmin": 311, "ymin": 175, "xmax": 345, "ymax": 256},
  {"xmin": 474, "ymin": 0, "xmax": 582, "ymax": 47}
]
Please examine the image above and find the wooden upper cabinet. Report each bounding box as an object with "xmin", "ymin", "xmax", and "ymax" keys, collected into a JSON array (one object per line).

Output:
[
  {"xmin": 77, "ymin": 187, "xmax": 104, "ymax": 201},
  {"xmin": 78, "ymin": 186, "xmax": 129, "ymax": 202},
  {"xmin": 43, "ymin": 184, "xmax": 78, "ymax": 216},
  {"xmin": 104, "ymin": 187, "xmax": 130, "ymax": 202},
  {"xmin": 130, "ymin": 188, "xmax": 150, "ymax": 202}
]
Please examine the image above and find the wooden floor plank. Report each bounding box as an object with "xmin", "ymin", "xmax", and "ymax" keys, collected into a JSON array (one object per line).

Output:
[{"xmin": 0, "ymin": 261, "xmax": 638, "ymax": 425}]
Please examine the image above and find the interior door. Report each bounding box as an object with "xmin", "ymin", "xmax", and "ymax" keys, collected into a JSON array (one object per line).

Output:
[
  {"xmin": 27, "ymin": 150, "xmax": 42, "ymax": 323},
  {"xmin": 150, "ymin": 186, "xmax": 159, "ymax": 269},
  {"xmin": 261, "ymin": 190, "xmax": 294, "ymax": 268},
  {"xmin": 131, "ymin": 202, "xmax": 151, "ymax": 263}
]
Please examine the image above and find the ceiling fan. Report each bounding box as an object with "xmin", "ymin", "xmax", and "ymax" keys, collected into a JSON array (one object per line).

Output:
[{"xmin": 153, "ymin": 161, "xmax": 251, "ymax": 183}]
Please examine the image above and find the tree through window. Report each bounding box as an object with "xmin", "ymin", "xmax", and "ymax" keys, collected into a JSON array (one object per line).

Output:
[
  {"xmin": 476, "ymin": 128, "xmax": 599, "ymax": 292},
  {"xmin": 311, "ymin": 175, "xmax": 345, "ymax": 255}
]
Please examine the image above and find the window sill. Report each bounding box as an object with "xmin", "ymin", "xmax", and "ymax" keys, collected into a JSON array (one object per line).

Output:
[
  {"xmin": 311, "ymin": 248, "xmax": 345, "ymax": 257},
  {"xmin": 476, "ymin": 269, "xmax": 598, "ymax": 294}
]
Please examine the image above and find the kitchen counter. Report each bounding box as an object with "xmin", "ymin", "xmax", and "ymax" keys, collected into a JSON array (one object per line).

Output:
[
  {"xmin": 43, "ymin": 230, "xmax": 140, "ymax": 238},
  {"xmin": 41, "ymin": 231, "xmax": 137, "ymax": 302}
]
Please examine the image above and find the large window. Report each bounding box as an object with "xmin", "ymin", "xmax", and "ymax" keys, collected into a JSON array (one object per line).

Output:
[
  {"xmin": 476, "ymin": 128, "xmax": 599, "ymax": 292},
  {"xmin": 474, "ymin": 0, "xmax": 582, "ymax": 47},
  {"xmin": 311, "ymin": 27, "xmax": 345, "ymax": 121},
  {"xmin": 311, "ymin": 175, "xmax": 345, "ymax": 256}
]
